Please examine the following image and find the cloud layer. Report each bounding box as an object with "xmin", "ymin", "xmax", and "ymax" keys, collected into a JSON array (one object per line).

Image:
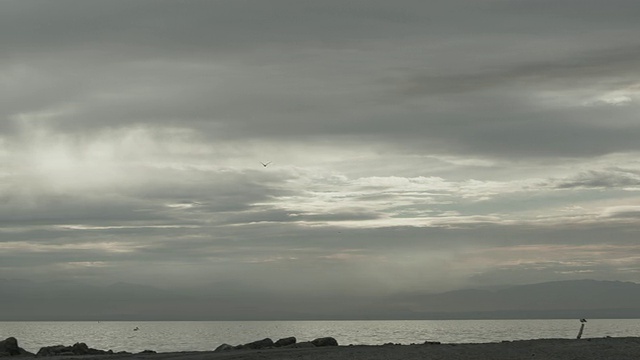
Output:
[{"xmin": 2, "ymin": 1, "xmax": 640, "ymax": 315}]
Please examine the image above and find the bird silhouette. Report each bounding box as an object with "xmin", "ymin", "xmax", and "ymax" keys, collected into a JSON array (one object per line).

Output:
[
  {"xmin": 580, "ymin": 319, "xmax": 587, "ymax": 323},
  {"xmin": 260, "ymin": 161, "xmax": 272, "ymax": 167}
]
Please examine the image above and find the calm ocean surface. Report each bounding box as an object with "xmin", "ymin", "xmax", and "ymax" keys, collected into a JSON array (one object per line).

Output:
[{"xmin": 2, "ymin": 320, "xmax": 640, "ymax": 353}]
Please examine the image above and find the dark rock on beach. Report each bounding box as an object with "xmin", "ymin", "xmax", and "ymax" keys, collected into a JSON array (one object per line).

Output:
[
  {"xmin": 214, "ymin": 344, "xmax": 235, "ymax": 352},
  {"xmin": 215, "ymin": 337, "xmax": 298, "ymax": 352},
  {"xmin": 36, "ymin": 342, "xmax": 116, "ymax": 356},
  {"xmin": 285, "ymin": 341, "xmax": 316, "ymax": 348},
  {"xmin": 0, "ymin": 337, "xmax": 33, "ymax": 357},
  {"xmin": 235, "ymin": 338, "xmax": 274, "ymax": 350},
  {"xmin": 274, "ymin": 337, "xmax": 297, "ymax": 347},
  {"xmin": 311, "ymin": 337, "xmax": 339, "ymax": 347},
  {"xmin": 219, "ymin": 336, "xmax": 336, "ymax": 351},
  {"xmin": 424, "ymin": 340, "xmax": 442, "ymax": 345}
]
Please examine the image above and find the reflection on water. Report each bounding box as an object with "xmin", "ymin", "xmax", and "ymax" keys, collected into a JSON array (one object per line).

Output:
[{"xmin": 1, "ymin": 319, "xmax": 639, "ymax": 353}]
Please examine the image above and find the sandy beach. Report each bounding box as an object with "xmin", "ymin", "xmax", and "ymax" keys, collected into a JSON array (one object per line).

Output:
[{"xmin": 17, "ymin": 337, "xmax": 638, "ymax": 360}]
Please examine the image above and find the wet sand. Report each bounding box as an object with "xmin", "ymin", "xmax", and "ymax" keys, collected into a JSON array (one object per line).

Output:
[{"xmin": 38, "ymin": 337, "xmax": 640, "ymax": 360}]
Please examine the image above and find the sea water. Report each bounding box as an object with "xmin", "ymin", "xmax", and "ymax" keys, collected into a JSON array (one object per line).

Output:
[{"xmin": 2, "ymin": 319, "xmax": 640, "ymax": 354}]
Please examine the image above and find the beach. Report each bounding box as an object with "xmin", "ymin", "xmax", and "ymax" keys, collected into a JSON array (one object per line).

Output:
[{"xmin": 10, "ymin": 337, "xmax": 638, "ymax": 360}]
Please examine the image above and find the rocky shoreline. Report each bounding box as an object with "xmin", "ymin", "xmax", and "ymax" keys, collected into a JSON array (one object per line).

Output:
[
  {"xmin": 3, "ymin": 336, "xmax": 640, "ymax": 359},
  {"xmin": 0, "ymin": 335, "xmax": 341, "ymax": 357}
]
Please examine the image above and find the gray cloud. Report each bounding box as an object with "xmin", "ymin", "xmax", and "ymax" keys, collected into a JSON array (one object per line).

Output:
[
  {"xmin": 552, "ymin": 168, "xmax": 640, "ymax": 189},
  {"xmin": 401, "ymin": 45, "xmax": 640, "ymax": 96},
  {"xmin": 2, "ymin": 0, "xmax": 640, "ymax": 317}
]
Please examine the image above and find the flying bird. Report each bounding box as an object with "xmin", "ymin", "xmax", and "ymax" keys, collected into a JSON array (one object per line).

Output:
[{"xmin": 260, "ymin": 161, "xmax": 272, "ymax": 167}]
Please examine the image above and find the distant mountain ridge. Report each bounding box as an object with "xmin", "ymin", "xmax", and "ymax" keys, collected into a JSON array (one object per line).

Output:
[
  {"xmin": 1, "ymin": 279, "xmax": 639, "ymax": 320},
  {"xmin": 388, "ymin": 279, "xmax": 640, "ymax": 319}
]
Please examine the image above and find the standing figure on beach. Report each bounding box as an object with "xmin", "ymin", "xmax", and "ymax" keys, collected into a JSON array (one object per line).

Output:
[{"xmin": 577, "ymin": 319, "xmax": 587, "ymax": 339}]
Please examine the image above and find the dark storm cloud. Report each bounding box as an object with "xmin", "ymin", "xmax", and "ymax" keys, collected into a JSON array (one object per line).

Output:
[
  {"xmin": 0, "ymin": 192, "xmax": 164, "ymax": 227},
  {"xmin": 391, "ymin": 43, "xmax": 640, "ymax": 157},
  {"xmin": 552, "ymin": 168, "xmax": 640, "ymax": 189},
  {"xmin": 0, "ymin": 0, "xmax": 427, "ymax": 57},
  {"xmin": 2, "ymin": 0, "xmax": 639, "ymax": 157},
  {"xmin": 4, "ymin": 0, "xmax": 639, "ymax": 56},
  {"xmin": 402, "ymin": 45, "xmax": 640, "ymax": 96}
]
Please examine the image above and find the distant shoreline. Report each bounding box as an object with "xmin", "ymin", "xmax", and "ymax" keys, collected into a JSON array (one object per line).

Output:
[
  {"xmin": 4, "ymin": 315, "xmax": 640, "ymax": 321},
  {"xmin": 4, "ymin": 280, "xmax": 640, "ymax": 322}
]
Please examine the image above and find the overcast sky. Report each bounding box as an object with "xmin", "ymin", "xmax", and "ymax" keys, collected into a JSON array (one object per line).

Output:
[{"xmin": 2, "ymin": 0, "xmax": 640, "ymax": 304}]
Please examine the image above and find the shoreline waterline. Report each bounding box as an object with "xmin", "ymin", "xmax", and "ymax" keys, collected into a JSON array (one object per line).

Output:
[{"xmin": 2, "ymin": 319, "xmax": 639, "ymax": 353}]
